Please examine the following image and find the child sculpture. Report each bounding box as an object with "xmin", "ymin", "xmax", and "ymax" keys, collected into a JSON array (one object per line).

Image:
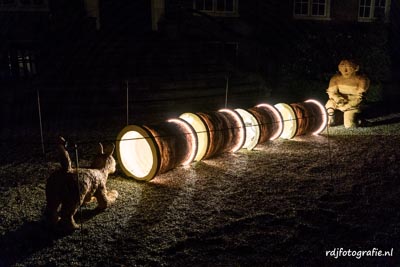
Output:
[{"xmin": 325, "ymin": 59, "xmax": 370, "ymax": 128}]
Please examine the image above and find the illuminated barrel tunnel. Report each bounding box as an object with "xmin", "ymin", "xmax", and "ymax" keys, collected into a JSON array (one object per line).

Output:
[
  {"xmin": 116, "ymin": 118, "xmax": 197, "ymax": 181},
  {"xmin": 116, "ymin": 99, "xmax": 327, "ymax": 181}
]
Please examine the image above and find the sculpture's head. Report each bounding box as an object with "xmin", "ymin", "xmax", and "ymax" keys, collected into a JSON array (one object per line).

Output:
[{"xmin": 338, "ymin": 59, "xmax": 359, "ymax": 78}]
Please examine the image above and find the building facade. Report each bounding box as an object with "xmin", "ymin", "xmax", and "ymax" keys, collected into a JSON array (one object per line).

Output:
[{"xmin": 0, "ymin": 0, "xmax": 396, "ymax": 98}]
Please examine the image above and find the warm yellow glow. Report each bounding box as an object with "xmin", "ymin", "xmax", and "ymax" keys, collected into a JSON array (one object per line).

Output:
[
  {"xmin": 167, "ymin": 118, "xmax": 197, "ymax": 165},
  {"xmin": 256, "ymin": 104, "xmax": 284, "ymax": 140},
  {"xmin": 116, "ymin": 125, "xmax": 159, "ymax": 181},
  {"xmin": 305, "ymin": 99, "xmax": 328, "ymax": 135},
  {"xmin": 219, "ymin": 108, "xmax": 245, "ymax": 152},
  {"xmin": 234, "ymin": 108, "xmax": 260, "ymax": 150},
  {"xmin": 274, "ymin": 103, "xmax": 297, "ymax": 139},
  {"xmin": 179, "ymin": 113, "xmax": 209, "ymax": 161}
]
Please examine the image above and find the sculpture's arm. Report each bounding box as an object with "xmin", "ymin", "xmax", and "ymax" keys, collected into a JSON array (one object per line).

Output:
[
  {"xmin": 348, "ymin": 76, "xmax": 370, "ymax": 108},
  {"xmin": 326, "ymin": 76, "xmax": 345, "ymax": 104}
]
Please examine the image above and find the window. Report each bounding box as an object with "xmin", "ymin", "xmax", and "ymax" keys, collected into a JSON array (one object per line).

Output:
[
  {"xmin": 312, "ymin": 0, "xmax": 326, "ymax": 16},
  {"xmin": 194, "ymin": 0, "xmax": 238, "ymax": 16},
  {"xmin": 293, "ymin": 0, "xmax": 331, "ymax": 19},
  {"xmin": 359, "ymin": 0, "xmax": 390, "ymax": 21},
  {"xmin": 0, "ymin": 49, "xmax": 37, "ymax": 80},
  {"xmin": 6, "ymin": 49, "xmax": 37, "ymax": 79},
  {"xmin": 17, "ymin": 50, "xmax": 36, "ymax": 78},
  {"xmin": 294, "ymin": 0, "xmax": 310, "ymax": 15}
]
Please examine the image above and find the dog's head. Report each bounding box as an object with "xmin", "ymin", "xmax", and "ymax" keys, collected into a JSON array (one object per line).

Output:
[{"xmin": 90, "ymin": 143, "xmax": 116, "ymax": 174}]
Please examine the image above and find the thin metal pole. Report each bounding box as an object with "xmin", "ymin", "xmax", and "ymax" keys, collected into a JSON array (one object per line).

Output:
[
  {"xmin": 126, "ymin": 80, "xmax": 129, "ymax": 126},
  {"xmin": 36, "ymin": 89, "xmax": 45, "ymax": 155},
  {"xmin": 225, "ymin": 75, "xmax": 229, "ymax": 108},
  {"xmin": 74, "ymin": 144, "xmax": 85, "ymax": 261}
]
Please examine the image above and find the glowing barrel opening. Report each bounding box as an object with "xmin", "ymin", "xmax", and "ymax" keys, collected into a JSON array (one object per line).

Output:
[
  {"xmin": 304, "ymin": 99, "xmax": 328, "ymax": 135},
  {"xmin": 117, "ymin": 125, "xmax": 159, "ymax": 181},
  {"xmin": 116, "ymin": 119, "xmax": 198, "ymax": 181},
  {"xmin": 234, "ymin": 108, "xmax": 260, "ymax": 150},
  {"xmin": 274, "ymin": 103, "xmax": 297, "ymax": 139},
  {"xmin": 180, "ymin": 112, "xmax": 209, "ymax": 161}
]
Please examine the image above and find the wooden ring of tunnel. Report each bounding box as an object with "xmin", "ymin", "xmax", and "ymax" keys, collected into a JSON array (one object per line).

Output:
[
  {"xmin": 116, "ymin": 119, "xmax": 197, "ymax": 181},
  {"xmin": 253, "ymin": 104, "xmax": 284, "ymax": 142},
  {"xmin": 180, "ymin": 109, "xmax": 245, "ymax": 160}
]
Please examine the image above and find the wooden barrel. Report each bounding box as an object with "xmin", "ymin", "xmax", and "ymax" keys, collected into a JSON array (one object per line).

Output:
[
  {"xmin": 179, "ymin": 112, "xmax": 209, "ymax": 161},
  {"xmin": 274, "ymin": 103, "xmax": 298, "ymax": 139},
  {"xmin": 275, "ymin": 99, "xmax": 328, "ymax": 139},
  {"xmin": 180, "ymin": 109, "xmax": 245, "ymax": 160},
  {"xmin": 291, "ymin": 99, "xmax": 328, "ymax": 136},
  {"xmin": 116, "ymin": 118, "xmax": 197, "ymax": 181},
  {"xmin": 251, "ymin": 104, "xmax": 284, "ymax": 142},
  {"xmin": 234, "ymin": 108, "xmax": 261, "ymax": 150}
]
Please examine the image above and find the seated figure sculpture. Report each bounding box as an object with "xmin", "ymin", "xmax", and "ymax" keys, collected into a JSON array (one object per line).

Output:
[{"xmin": 325, "ymin": 59, "xmax": 370, "ymax": 128}]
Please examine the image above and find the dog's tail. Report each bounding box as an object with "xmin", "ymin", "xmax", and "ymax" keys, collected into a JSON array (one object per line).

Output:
[{"xmin": 58, "ymin": 136, "xmax": 72, "ymax": 172}]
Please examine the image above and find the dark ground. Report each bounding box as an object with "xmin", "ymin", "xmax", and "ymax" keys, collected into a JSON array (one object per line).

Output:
[{"xmin": 1, "ymin": 104, "xmax": 400, "ymax": 267}]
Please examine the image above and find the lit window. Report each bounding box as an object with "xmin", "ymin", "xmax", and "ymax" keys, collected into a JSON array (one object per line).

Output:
[
  {"xmin": 293, "ymin": 0, "xmax": 330, "ymax": 19},
  {"xmin": 194, "ymin": 0, "xmax": 238, "ymax": 16},
  {"xmin": 359, "ymin": 0, "xmax": 390, "ymax": 21}
]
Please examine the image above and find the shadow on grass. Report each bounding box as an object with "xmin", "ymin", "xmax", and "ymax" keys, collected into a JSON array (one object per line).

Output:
[
  {"xmin": 0, "ymin": 220, "xmax": 63, "ymax": 266},
  {"xmin": 330, "ymin": 102, "xmax": 400, "ymax": 128},
  {"xmin": 0, "ymin": 207, "xmax": 103, "ymax": 266},
  {"xmin": 363, "ymin": 102, "xmax": 400, "ymax": 126},
  {"xmin": 367, "ymin": 114, "xmax": 400, "ymax": 127}
]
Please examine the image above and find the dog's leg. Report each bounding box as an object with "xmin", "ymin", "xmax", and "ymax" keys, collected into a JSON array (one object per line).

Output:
[
  {"xmin": 59, "ymin": 198, "xmax": 82, "ymax": 230},
  {"xmin": 44, "ymin": 175, "xmax": 62, "ymax": 225},
  {"xmin": 107, "ymin": 189, "xmax": 118, "ymax": 203},
  {"xmin": 95, "ymin": 188, "xmax": 118, "ymax": 210},
  {"xmin": 44, "ymin": 198, "xmax": 61, "ymax": 226}
]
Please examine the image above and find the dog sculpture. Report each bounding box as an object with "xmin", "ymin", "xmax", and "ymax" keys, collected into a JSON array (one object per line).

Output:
[{"xmin": 44, "ymin": 136, "xmax": 118, "ymax": 231}]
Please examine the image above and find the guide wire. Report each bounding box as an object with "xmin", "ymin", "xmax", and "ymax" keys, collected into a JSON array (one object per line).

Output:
[{"xmin": 0, "ymin": 114, "xmax": 323, "ymax": 146}]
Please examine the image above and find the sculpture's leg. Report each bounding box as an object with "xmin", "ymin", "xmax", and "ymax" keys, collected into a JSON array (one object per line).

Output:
[{"xmin": 344, "ymin": 109, "xmax": 359, "ymax": 128}]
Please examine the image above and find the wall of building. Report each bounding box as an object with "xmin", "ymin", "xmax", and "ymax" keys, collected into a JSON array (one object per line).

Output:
[{"xmin": 331, "ymin": 0, "xmax": 359, "ymax": 21}]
